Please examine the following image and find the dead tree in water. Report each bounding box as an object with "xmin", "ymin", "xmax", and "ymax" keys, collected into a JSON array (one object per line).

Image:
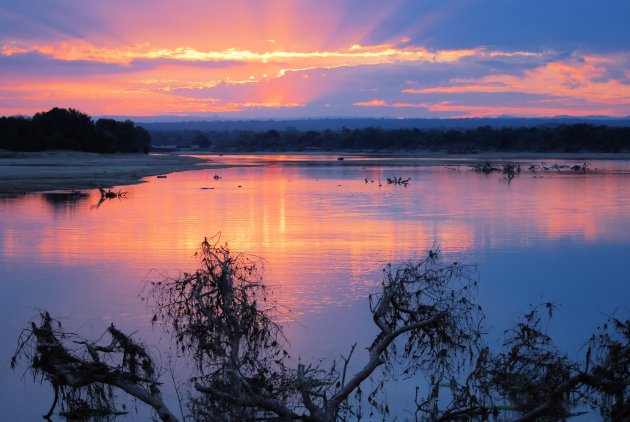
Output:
[
  {"xmin": 12, "ymin": 240, "xmax": 481, "ymax": 421},
  {"xmin": 501, "ymin": 163, "xmax": 521, "ymax": 182},
  {"xmin": 429, "ymin": 305, "xmax": 630, "ymax": 421},
  {"xmin": 11, "ymin": 312, "xmax": 177, "ymax": 421},
  {"xmin": 146, "ymin": 240, "xmax": 483, "ymax": 421},
  {"xmin": 98, "ymin": 186, "xmax": 126, "ymax": 199},
  {"xmin": 471, "ymin": 161, "xmax": 500, "ymax": 174},
  {"xmin": 571, "ymin": 162, "xmax": 591, "ymax": 173},
  {"xmin": 146, "ymin": 236, "xmax": 298, "ymax": 420},
  {"xmin": 386, "ymin": 176, "xmax": 411, "ymax": 186},
  {"xmin": 12, "ymin": 238, "xmax": 630, "ymax": 421},
  {"xmin": 95, "ymin": 186, "xmax": 127, "ymax": 208}
]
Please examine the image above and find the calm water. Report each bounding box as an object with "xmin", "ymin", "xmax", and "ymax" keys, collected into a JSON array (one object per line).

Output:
[{"xmin": 1, "ymin": 154, "xmax": 629, "ymax": 420}]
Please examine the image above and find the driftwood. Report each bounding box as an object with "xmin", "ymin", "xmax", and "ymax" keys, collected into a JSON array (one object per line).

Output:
[
  {"xmin": 501, "ymin": 163, "xmax": 521, "ymax": 181},
  {"xmin": 571, "ymin": 162, "xmax": 591, "ymax": 172},
  {"xmin": 471, "ymin": 161, "xmax": 501, "ymax": 174},
  {"xmin": 474, "ymin": 161, "xmax": 594, "ymax": 181},
  {"xmin": 98, "ymin": 186, "xmax": 127, "ymax": 199},
  {"xmin": 386, "ymin": 176, "xmax": 411, "ymax": 186},
  {"xmin": 94, "ymin": 186, "xmax": 128, "ymax": 208}
]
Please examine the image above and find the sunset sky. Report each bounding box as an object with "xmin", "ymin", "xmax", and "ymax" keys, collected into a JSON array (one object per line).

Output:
[{"xmin": 1, "ymin": 0, "xmax": 629, "ymax": 119}]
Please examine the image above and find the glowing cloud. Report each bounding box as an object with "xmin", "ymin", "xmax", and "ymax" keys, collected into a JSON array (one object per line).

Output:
[
  {"xmin": 1, "ymin": 1, "xmax": 629, "ymax": 117},
  {"xmin": 353, "ymin": 100, "xmax": 386, "ymax": 107},
  {"xmin": 400, "ymin": 54, "xmax": 630, "ymax": 117}
]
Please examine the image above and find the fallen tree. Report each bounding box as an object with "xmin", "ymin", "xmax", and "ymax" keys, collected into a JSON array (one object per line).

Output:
[
  {"xmin": 12, "ymin": 237, "xmax": 630, "ymax": 421},
  {"xmin": 11, "ymin": 312, "xmax": 177, "ymax": 421}
]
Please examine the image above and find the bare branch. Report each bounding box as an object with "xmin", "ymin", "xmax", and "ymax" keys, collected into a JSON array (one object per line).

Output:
[
  {"xmin": 14, "ymin": 238, "xmax": 628, "ymax": 421},
  {"xmin": 11, "ymin": 312, "xmax": 178, "ymax": 421}
]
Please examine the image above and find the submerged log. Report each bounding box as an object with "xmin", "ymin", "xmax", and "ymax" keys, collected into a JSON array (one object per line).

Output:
[
  {"xmin": 386, "ymin": 176, "xmax": 411, "ymax": 186},
  {"xmin": 471, "ymin": 161, "xmax": 500, "ymax": 174},
  {"xmin": 98, "ymin": 186, "xmax": 127, "ymax": 199}
]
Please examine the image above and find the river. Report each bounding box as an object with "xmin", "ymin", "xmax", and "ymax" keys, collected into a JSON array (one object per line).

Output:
[{"xmin": 1, "ymin": 154, "xmax": 629, "ymax": 420}]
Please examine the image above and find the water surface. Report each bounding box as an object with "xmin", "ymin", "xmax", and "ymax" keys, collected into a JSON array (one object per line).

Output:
[{"xmin": 1, "ymin": 155, "xmax": 629, "ymax": 419}]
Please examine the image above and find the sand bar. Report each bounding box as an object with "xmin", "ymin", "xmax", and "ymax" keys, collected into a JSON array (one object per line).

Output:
[
  {"xmin": 2, "ymin": 150, "xmax": 629, "ymax": 195},
  {"xmin": 0, "ymin": 150, "xmax": 212, "ymax": 194}
]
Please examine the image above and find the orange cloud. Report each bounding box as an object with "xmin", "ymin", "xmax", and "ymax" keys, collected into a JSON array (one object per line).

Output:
[
  {"xmin": 1, "ymin": 41, "xmax": 537, "ymax": 71},
  {"xmin": 420, "ymin": 102, "xmax": 616, "ymax": 118},
  {"xmin": 353, "ymin": 99, "xmax": 386, "ymax": 107},
  {"xmin": 2, "ymin": 35, "xmax": 629, "ymax": 117},
  {"xmin": 403, "ymin": 55, "xmax": 630, "ymax": 110},
  {"xmin": 4, "ymin": 41, "xmax": 536, "ymax": 116}
]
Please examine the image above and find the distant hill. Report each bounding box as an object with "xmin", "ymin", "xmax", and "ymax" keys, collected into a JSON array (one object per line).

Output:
[
  {"xmin": 147, "ymin": 121, "xmax": 630, "ymax": 153},
  {"xmin": 138, "ymin": 117, "xmax": 630, "ymax": 133}
]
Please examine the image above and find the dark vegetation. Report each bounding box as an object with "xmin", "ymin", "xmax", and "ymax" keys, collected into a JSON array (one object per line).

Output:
[
  {"xmin": 0, "ymin": 108, "xmax": 151, "ymax": 153},
  {"xmin": 467, "ymin": 161, "xmax": 594, "ymax": 183},
  {"xmin": 142, "ymin": 117, "xmax": 630, "ymax": 133},
  {"xmin": 12, "ymin": 238, "xmax": 630, "ymax": 421},
  {"xmin": 3, "ymin": 108, "xmax": 627, "ymax": 153},
  {"xmin": 149, "ymin": 124, "xmax": 630, "ymax": 153}
]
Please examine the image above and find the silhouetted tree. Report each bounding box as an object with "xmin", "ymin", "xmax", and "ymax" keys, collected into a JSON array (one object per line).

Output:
[
  {"xmin": 12, "ymin": 239, "xmax": 630, "ymax": 421},
  {"xmin": 193, "ymin": 133, "xmax": 212, "ymax": 148},
  {"xmin": 11, "ymin": 312, "xmax": 177, "ymax": 420},
  {"xmin": 95, "ymin": 118, "xmax": 151, "ymax": 153},
  {"xmin": 431, "ymin": 305, "xmax": 630, "ymax": 421},
  {"xmin": 148, "ymin": 124, "xmax": 630, "ymax": 153},
  {"xmin": 0, "ymin": 108, "xmax": 151, "ymax": 153}
]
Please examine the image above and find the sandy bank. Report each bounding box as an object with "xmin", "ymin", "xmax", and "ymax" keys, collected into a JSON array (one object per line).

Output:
[
  {"xmin": 0, "ymin": 151, "xmax": 212, "ymax": 194},
  {"xmin": 2, "ymin": 150, "xmax": 628, "ymax": 194}
]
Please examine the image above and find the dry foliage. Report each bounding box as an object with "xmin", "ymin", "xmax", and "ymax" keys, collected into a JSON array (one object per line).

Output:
[{"xmin": 12, "ymin": 238, "xmax": 630, "ymax": 421}]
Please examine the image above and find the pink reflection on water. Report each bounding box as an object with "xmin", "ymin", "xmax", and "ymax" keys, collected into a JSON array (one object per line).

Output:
[
  {"xmin": 1, "ymin": 158, "xmax": 628, "ymax": 316},
  {"xmin": 1, "ymin": 156, "xmax": 630, "ymax": 420}
]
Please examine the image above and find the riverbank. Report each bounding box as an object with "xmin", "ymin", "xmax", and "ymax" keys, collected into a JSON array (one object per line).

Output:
[
  {"xmin": 0, "ymin": 150, "xmax": 212, "ymax": 194},
  {"xmin": 2, "ymin": 150, "xmax": 629, "ymax": 195}
]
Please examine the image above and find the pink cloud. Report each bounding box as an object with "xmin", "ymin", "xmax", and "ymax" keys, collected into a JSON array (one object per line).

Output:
[
  {"xmin": 354, "ymin": 99, "xmax": 387, "ymax": 107},
  {"xmin": 402, "ymin": 54, "xmax": 630, "ymax": 112}
]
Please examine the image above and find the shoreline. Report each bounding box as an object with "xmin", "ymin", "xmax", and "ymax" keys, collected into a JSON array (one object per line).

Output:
[
  {"xmin": 0, "ymin": 151, "xmax": 213, "ymax": 194},
  {"xmin": 196, "ymin": 150, "xmax": 630, "ymax": 161},
  {"xmin": 195, "ymin": 150, "xmax": 630, "ymax": 170}
]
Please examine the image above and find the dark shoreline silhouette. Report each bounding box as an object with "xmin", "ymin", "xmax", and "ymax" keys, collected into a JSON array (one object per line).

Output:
[
  {"xmin": 3, "ymin": 108, "xmax": 628, "ymax": 154},
  {"xmin": 0, "ymin": 107, "xmax": 150, "ymax": 153},
  {"xmin": 150, "ymin": 123, "xmax": 630, "ymax": 153}
]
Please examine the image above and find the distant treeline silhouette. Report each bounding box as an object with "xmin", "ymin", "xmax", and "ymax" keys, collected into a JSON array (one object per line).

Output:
[
  {"xmin": 151, "ymin": 124, "xmax": 630, "ymax": 153},
  {"xmin": 0, "ymin": 108, "xmax": 151, "ymax": 153}
]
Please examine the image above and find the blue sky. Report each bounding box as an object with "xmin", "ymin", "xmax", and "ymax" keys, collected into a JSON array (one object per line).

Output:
[{"xmin": 1, "ymin": 0, "xmax": 629, "ymax": 117}]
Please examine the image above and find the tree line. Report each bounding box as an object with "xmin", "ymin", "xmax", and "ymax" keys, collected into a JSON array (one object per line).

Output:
[
  {"xmin": 3, "ymin": 108, "xmax": 628, "ymax": 153},
  {"xmin": 150, "ymin": 124, "xmax": 630, "ymax": 153},
  {"xmin": 0, "ymin": 108, "xmax": 151, "ymax": 153}
]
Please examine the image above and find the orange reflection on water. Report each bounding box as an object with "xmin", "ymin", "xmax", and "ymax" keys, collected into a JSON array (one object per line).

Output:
[{"xmin": 1, "ymin": 158, "xmax": 629, "ymax": 311}]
